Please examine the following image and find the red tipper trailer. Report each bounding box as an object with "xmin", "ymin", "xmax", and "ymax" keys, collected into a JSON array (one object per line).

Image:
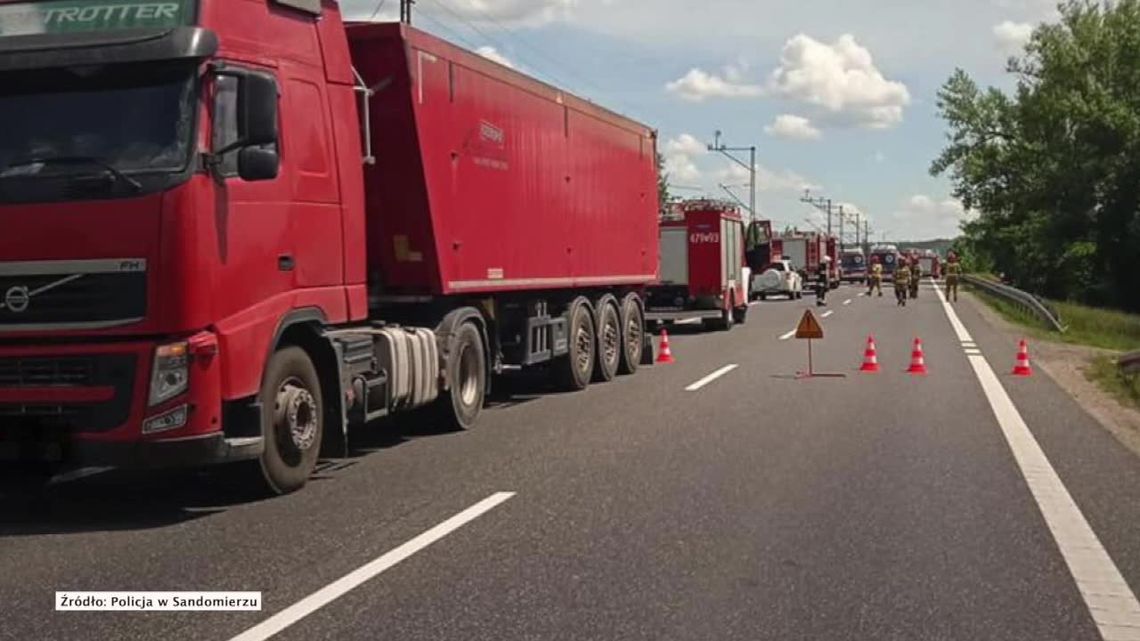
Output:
[
  {"xmin": 0, "ymin": 2, "xmax": 659, "ymax": 494},
  {"xmin": 350, "ymin": 23, "xmax": 658, "ymax": 296},
  {"xmin": 645, "ymin": 200, "xmax": 749, "ymax": 331}
]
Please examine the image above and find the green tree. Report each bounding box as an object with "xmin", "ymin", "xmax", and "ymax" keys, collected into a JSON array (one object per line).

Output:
[
  {"xmin": 932, "ymin": 0, "xmax": 1140, "ymax": 310},
  {"xmin": 656, "ymin": 151, "xmax": 671, "ymax": 215}
]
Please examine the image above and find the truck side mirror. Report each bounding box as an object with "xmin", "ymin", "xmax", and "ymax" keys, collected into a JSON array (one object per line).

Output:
[
  {"xmin": 238, "ymin": 72, "xmax": 279, "ymax": 147},
  {"xmin": 238, "ymin": 147, "xmax": 280, "ymax": 182}
]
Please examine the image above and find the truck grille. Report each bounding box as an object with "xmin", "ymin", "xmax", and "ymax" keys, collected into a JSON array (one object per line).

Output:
[
  {"xmin": 0, "ymin": 260, "xmax": 147, "ymax": 330},
  {"xmin": 0, "ymin": 357, "xmax": 95, "ymax": 387},
  {"xmin": 0, "ymin": 354, "xmax": 136, "ymax": 432}
]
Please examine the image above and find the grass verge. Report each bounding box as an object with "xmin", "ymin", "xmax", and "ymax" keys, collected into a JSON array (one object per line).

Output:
[
  {"xmin": 1085, "ymin": 355, "xmax": 1140, "ymax": 410},
  {"xmin": 967, "ymin": 286, "xmax": 1140, "ymax": 352}
]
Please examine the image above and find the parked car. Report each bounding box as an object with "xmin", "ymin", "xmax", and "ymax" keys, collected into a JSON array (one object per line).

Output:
[{"xmin": 752, "ymin": 260, "xmax": 804, "ymax": 300}]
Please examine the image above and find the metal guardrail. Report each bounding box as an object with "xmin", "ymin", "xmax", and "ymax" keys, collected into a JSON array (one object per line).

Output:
[
  {"xmin": 1119, "ymin": 350, "xmax": 1140, "ymax": 375},
  {"xmin": 962, "ymin": 275, "xmax": 1068, "ymax": 333}
]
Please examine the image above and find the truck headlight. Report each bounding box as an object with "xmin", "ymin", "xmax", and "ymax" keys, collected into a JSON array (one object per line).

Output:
[{"xmin": 149, "ymin": 341, "xmax": 189, "ymax": 407}]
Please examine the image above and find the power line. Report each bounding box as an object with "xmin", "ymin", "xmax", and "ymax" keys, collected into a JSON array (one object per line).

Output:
[
  {"xmin": 420, "ymin": 0, "xmax": 645, "ymax": 119},
  {"xmin": 368, "ymin": 0, "xmax": 388, "ymax": 21}
]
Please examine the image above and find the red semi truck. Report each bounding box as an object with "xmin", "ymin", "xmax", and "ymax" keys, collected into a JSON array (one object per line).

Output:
[
  {"xmin": 645, "ymin": 200, "xmax": 749, "ymax": 331},
  {"xmin": 0, "ymin": 1, "xmax": 659, "ymax": 493}
]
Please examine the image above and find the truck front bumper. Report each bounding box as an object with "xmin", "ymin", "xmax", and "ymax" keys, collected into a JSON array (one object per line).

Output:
[{"xmin": 0, "ymin": 332, "xmax": 244, "ymax": 471}]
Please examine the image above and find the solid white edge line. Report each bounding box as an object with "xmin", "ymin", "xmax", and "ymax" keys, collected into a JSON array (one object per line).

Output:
[
  {"xmin": 779, "ymin": 329, "xmax": 797, "ymax": 341},
  {"xmin": 934, "ymin": 284, "xmax": 1140, "ymax": 639},
  {"xmin": 822, "ymin": 310, "xmax": 835, "ymax": 318},
  {"xmin": 228, "ymin": 492, "xmax": 516, "ymax": 641},
  {"xmin": 685, "ymin": 364, "xmax": 739, "ymax": 392}
]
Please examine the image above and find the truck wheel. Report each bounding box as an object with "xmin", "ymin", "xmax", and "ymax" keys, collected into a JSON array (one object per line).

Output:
[
  {"xmin": 556, "ymin": 301, "xmax": 595, "ymax": 391},
  {"xmin": 435, "ymin": 322, "xmax": 486, "ymax": 430},
  {"xmin": 593, "ymin": 299, "xmax": 621, "ymax": 383},
  {"xmin": 258, "ymin": 346, "xmax": 323, "ymax": 495},
  {"xmin": 617, "ymin": 295, "xmax": 644, "ymax": 375}
]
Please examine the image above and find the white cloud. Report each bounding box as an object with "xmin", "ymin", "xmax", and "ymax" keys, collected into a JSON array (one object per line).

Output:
[
  {"xmin": 342, "ymin": 0, "xmax": 576, "ymax": 25},
  {"xmin": 767, "ymin": 34, "xmax": 911, "ymax": 129},
  {"xmin": 664, "ymin": 133, "xmax": 707, "ymax": 157},
  {"xmin": 665, "ymin": 66, "xmax": 762, "ymax": 102},
  {"xmin": 764, "ymin": 114, "xmax": 822, "ymax": 141},
  {"xmin": 993, "ymin": 20, "xmax": 1033, "ymax": 54},
  {"xmin": 719, "ymin": 162, "xmax": 820, "ymax": 194},
  {"xmin": 476, "ymin": 45, "xmax": 515, "ymax": 68},
  {"xmin": 883, "ymin": 194, "xmax": 976, "ymax": 239},
  {"xmin": 662, "ymin": 133, "xmax": 707, "ymax": 184}
]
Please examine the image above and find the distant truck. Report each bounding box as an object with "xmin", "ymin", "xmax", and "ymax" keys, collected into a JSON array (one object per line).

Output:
[
  {"xmin": 646, "ymin": 200, "xmax": 749, "ymax": 331},
  {"xmin": 841, "ymin": 249, "xmax": 868, "ymax": 283},
  {"xmin": 917, "ymin": 252, "xmax": 942, "ymax": 279},
  {"xmin": 0, "ymin": 7, "xmax": 659, "ymax": 493}
]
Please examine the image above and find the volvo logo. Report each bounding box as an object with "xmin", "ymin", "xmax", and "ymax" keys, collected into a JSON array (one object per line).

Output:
[{"xmin": 3, "ymin": 286, "xmax": 30, "ymax": 313}]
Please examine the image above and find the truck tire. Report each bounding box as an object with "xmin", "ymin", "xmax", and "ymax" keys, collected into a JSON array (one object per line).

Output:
[
  {"xmin": 617, "ymin": 294, "xmax": 644, "ymax": 375},
  {"xmin": 434, "ymin": 322, "xmax": 486, "ymax": 430},
  {"xmin": 555, "ymin": 300, "xmax": 595, "ymax": 391},
  {"xmin": 258, "ymin": 346, "xmax": 323, "ymax": 495},
  {"xmin": 593, "ymin": 299, "xmax": 621, "ymax": 383}
]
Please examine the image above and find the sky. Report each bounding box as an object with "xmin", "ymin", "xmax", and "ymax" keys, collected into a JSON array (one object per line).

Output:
[{"xmin": 340, "ymin": 0, "xmax": 1061, "ymax": 241}]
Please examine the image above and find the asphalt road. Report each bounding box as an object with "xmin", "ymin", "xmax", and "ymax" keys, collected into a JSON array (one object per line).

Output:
[{"xmin": 3, "ymin": 282, "xmax": 1140, "ymax": 640}]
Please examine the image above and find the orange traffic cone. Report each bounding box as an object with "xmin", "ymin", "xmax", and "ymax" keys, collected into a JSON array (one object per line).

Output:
[
  {"xmin": 907, "ymin": 337, "xmax": 928, "ymax": 375},
  {"xmin": 1012, "ymin": 340, "xmax": 1033, "ymax": 377},
  {"xmin": 656, "ymin": 328, "xmax": 675, "ymax": 364},
  {"xmin": 860, "ymin": 335, "xmax": 881, "ymax": 373}
]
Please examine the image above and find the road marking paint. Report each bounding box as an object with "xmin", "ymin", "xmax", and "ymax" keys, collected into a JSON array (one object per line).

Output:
[
  {"xmin": 779, "ymin": 329, "xmax": 797, "ymax": 341},
  {"xmin": 822, "ymin": 310, "xmax": 835, "ymax": 318},
  {"xmin": 49, "ymin": 467, "xmax": 114, "ymax": 485},
  {"xmin": 964, "ymin": 349, "xmax": 982, "ymax": 356},
  {"xmin": 935, "ymin": 284, "xmax": 1140, "ymax": 640},
  {"xmin": 228, "ymin": 492, "xmax": 516, "ymax": 641},
  {"xmin": 858, "ymin": 292, "xmax": 867, "ymax": 297},
  {"xmin": 749, "ymin": 301, "xmax": 761, "ymax": 307},
  {"xmin": 685, "ymin": 364, "xmax": 739, "ymax": 391},
  {"xmin": 843, "ymin": 299, "xmax": 852, "ymax": 306}
]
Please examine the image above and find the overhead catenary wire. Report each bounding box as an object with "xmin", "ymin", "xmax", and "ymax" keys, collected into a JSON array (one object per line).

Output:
[{"xmin": 418, "ymin": 0, "xmax": 647, "ymax": 120}]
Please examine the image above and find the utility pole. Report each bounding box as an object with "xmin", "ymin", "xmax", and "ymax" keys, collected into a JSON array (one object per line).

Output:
[
  {"xmin": 708, "ymin": 130, "xmax": 756, "ymax": 222},
  {"xmin": 838, "ymin": 205, "xmax": 845, "ymax": 251},
  {"xmin": 400, "ymin": 0, "xmax": 414, "ymax": 24},
  {"xmin": 800, "ymin": 191, "xmax": 835, "ymax": 238}
]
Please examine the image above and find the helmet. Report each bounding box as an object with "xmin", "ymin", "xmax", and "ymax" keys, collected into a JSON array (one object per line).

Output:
[{"xmin": 871, "ymin": 255, "xmax": 880, "ymax": 264}]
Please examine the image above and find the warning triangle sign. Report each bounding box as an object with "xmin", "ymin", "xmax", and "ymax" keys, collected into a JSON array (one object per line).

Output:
[{"xmin": 795, "ymin": 309, "xmax": 824, "ymax": 340}]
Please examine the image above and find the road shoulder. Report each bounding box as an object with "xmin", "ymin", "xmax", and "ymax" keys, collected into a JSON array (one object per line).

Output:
[{"xmin": 961, "ymin": 289, "xmax": 1140, "ymax": 459}]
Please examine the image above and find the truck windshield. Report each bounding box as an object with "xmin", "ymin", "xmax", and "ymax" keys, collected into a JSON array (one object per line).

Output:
[
  {"xmin": 0, "ymin": 61, "xmax": 195, "ymax": 181},
  {"xmin": 842, "ymin": 255, "xmax": 865, "ymax": 269}
]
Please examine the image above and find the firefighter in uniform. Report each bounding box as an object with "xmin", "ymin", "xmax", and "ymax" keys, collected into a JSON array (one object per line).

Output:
[
  {"xmin": 909, "ymin": 253, "xmax": 922, "ymax": 300},
  {"xmin": 868, "ymin": 256, "xmax": 884, "ymax": 297},
  {"xmin": 945, "ymin": 251, "xmax": 962, "ymax": 302},
  {"xmin": 895, "ymin": 259, "xmax": 912, "ymax": 307},
  {"xmin": 816, "ymin": 256, "xmax": 832, "ymax": 306}
]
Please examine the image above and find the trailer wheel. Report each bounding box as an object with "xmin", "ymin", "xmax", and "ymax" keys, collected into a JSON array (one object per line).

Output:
[
  {"xmin": 593, "ymin": 300, "xmax": 621, "ymax": 383},
  {"xmin": 617, "ymin": 294, "xmax": 644, "ymax": 375},
  {"xmin": 435, "ymin": 322, "xmax": 486, "ymax": 430},
  {"xmin": 257, "ymin": 346, "xmax": 323, "ymax": 495},
  {"xmin": 556, "ymin": 301, "xmax": 595, "ymax": 391}
]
